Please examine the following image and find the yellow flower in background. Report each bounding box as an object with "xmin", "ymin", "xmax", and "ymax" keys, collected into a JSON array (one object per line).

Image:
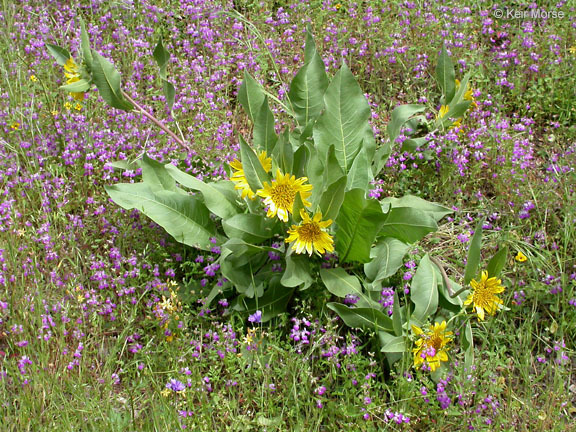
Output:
[
  {"xmin": 230, "ymin": 151, "xmax": 272, "ymax": 199},
  {"xmin": 515, "ymin": 251, "xmax": 527, "ymax": 262},
  {"xmin": 10, "ymin": 121, "xmax": 20, "ymax": 131},
  {"xmin": 456, "ymin": 78, "xmax": 478, "ymax": 109},
  {"xmin": 63, "ymin": 57, "xmax": 85, "ymax": 101},
  {"xmin": 464, "ymin": 271, "xmax": 505, "ymax": 320},
  {"xmin": 412, "ymin": 321, "xmax": 453, "ymax": 372},
  {"xmin": 257, "ymin": 169, "xmax": 312, "ymax": 222},
  {"xmin": 437, "ymin": 105, "xmax": 449, "ymax": 119},
  {"xmin": 569, "ymin": 46, "xmax": 576, "ymax": 55},
  {"xmin": 29, "ymin": 75, "xmax": 38, "ymax": 82},
  {"xmin": 286, "ymin": 210, "xmax": 334, "ymax": 256}
]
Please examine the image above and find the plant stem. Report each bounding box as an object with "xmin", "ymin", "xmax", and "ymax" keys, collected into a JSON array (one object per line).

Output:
[{"xmin": 120, "ymin": 90, "xmax": 186, "ymax": 148}]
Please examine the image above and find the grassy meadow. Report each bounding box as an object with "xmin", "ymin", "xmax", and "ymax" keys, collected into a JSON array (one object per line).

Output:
[{"xmin": 1, "ymin": 0, "xmax": 575, "ymax": 430}]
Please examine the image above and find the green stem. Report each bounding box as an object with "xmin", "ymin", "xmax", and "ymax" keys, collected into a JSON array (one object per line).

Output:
[{"xmin": 120, "ymin": 90, "xmax": 186, "ymax": 148}]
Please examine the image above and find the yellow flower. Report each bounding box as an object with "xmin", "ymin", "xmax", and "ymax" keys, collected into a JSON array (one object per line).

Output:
[
  {"xmin": 515, "ymin": 251, "xmax": 527, "ymax": 262},
  {"xmin": 412, "ymin": 321, "xmax": 453, "ymax": 372},
  {"xmin": 230, "ymin": 151, "xmax": 272, "ymax": 199},
  {"xmin": 30, "ymin": 75, "xmax": 38, "ymax": 82},
  {"xmin": 437, "ymin": 105, "xmax": 449, "ymax": 119},
  {"xmin": 160, "ymin": 388, "xmax": 171, "ymax": 397},
  {"xmin": 286, "ymin": 209, "xmax": 334, "ymax": 255},
  {"xmin": 63, "ymin": 57, "xmax": 85, "ymax": 101},
  {"xmin": 10, "ymin": 121, "xmax": 20, "ymax": 131},
  {"xmin": 257, "ymin": 169, "xmax": 313, "ymax": 222},
  {"xmin": 456, "ymin": 79, "xmax": 478, "ymax": 109},
  {"xmin": 464, "ymin": 271, "xmax": 505, "ymax": 320},
  {"xmin": 569, "ymin": 46, "xmax": 576, "ymax": 55}
]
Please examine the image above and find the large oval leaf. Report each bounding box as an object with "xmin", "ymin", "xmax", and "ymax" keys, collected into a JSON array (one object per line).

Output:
[
  {"xmin": 165, "ymin": 164, "xmax": 240, "ymax": 219},
  {"xmin": 364, "ymin": 238, "xmax": 410, "ymax": 284},
  {"xmin": 410, "ymin": 254, "xmax": 439, "ymax": 323},
  {"xmin": 313, "ymin": 63, "xmax": 371, "ymax": 172},
  {"xmin": 105, "ymin": 183, "xmax": 216, "ymax": 250},
  {"xmin": 327, "ymin": 303, "xmax": 394, "ymax": 333},
  {"xmin": 288, "ymin": 29, "xmax": 328, "ymax": 126},
  {"xmin": 335, "ymin": 189, "xmax": 387, "ymax": 263}
]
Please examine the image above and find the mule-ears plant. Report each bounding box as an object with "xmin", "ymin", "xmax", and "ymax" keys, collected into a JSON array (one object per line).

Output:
[{"xmin": 47, "ymin": 25, "xmax": 507, "ymax": 373}]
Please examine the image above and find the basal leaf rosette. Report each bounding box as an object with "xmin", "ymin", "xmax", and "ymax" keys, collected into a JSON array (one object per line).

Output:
[
  {"xmin": 412, "ymin": 320, "xmax": 453, "ymax": 372},
  {"xmin": 285, "ymin": 209, "xmax": 334, "ymax": 256},
  {"xmin": 464, "ymin": 270, "xmax": 505, "ymax": 320},
  {"xmin": 257, "ymin": 169, "xmax": 312, "ymax": 222},
  {"xmin": 230, "ymin": 151, "xmax": 272, "ymax": 200}
]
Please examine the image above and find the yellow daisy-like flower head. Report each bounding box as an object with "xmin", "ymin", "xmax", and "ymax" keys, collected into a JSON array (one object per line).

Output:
[
  {"xmin": 230, "ymin": 151, "xmax": 272, "ymax": 200},
  {"xmin": 515, "ymin": 251, "xmax": 527, "ymax": 262},
  {"xmin": 412, "ymin": 320, "xmax": 453, "ymax": 372},
  {"xmin": 285, "ymin": 209, "xmax": 334, "ymax": 256},
  {"xmin": 62, "ymin": 57, "xmax": 85, "ymax": 101},
  {"xmin": 257, "ymin": 169, "xmax": 313, "ymax": 222},
  {"xmin": 464, "ymin": 271, "xmax": 505, "ymax": 320}
]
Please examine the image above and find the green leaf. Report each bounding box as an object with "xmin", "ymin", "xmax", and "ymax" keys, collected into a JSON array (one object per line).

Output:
[
  {"xmin": 461, "ymin": 320, "xmax": 474, "ymax": 370},
  {"xmin": 437, "ymin": 101, "xmax": 472, "ymax": 128},
  {"xmin": 320, "ymin": 268, "xmax": 376, "ymax": 307},
  {"xmin": 291, "ymin": 191, "xmax": 305, "ymax": 224},
  {"xmin": 162, "ymin": 80, "xmax": 175, "ymax": 112},
  {"xmin": 487, "ymin": 246, "xmax": 508, "ymax": 278},
  {"xmin": 318, "ymin": 176, "xmax": 346, "ymax": 221},
  {"xmin": 239, "ymin": 136, "xmax": 271, "ymax": 193},
  {"xmin": 381, "ymin": 195, "xmax": 452, "ymax": 223},
  {"xmin": 379, "ymin": 207, "xmax": 437, "ymax": 243},
  {"xmin": 464, "ymin": 219, "xmax": 484, "ymax": 285},
  {"xmin": 237, "ymin": 280, "xmax": 295, "ymax": 322},
  {"xmin": 281, "ymin": 253, "xmax": 313, "ymax": 289},
  {"xmin": 327, "ymin": 303, "xmax": 394, "ymax": 333},
  {"xmin": 222, "ymin": 238, "xmax": 277, "ymax": 256},
  {"xmin": 79, "ymin": 17, "xmax": 93, "ymax": 69},
  {"xmin": 453, "ymin": 72, "xmax": 472, "ymax": 104},
  {"xmin": 253, "ymin": 97, "xmax": 277, "ymax": 153},
  {"xmin": 436, "ymin": 44, "xmax": 456, "ymax": 104},
  {"xmin": 165, "ymin": 164, "xmax": 240, "ymax": 219},
  {"xmin": 141, "ymin": 154, "xmax": 177, "ymax": 192},
  {"xmin": 346, "ymin": 146, "xmax": 371, "ymax": 191},
  {"xmin": 60, "ymin": 79, "xmax": 91, "ymax": 92},
  {"xmin": 292, "ymin": 144, "xmax": 309, "ymax": 179},
  {"xmin": 90, "ymin": 50, "xmax": 133, "ymax": 111},
  {"xmin": 287, "ymin": 29, "xmax": 328, "ymax": 126},
  {"xmin": 222, "ymin": 214, "xmax": 278, "ymax": 244},
  {"xmin": 314, "ymin": 63, "xmax": 371, "ymax": 172},
  {"xmin": 372, "ymin": 141, "xmax": 393, "ymax": 176},
  {"xmin": 104, "ymin": 183, "xmax": 216, "ymax": 250},
  {"xmin": 46, "ymin": 44, "xmax": 71, "ymax": 66},
  {"xmin": 411, "ymin": 254, "xmax": 439, "ymax": 323},
  {"xmin": 335, "ymin": 189, "xmax": 387, "ymax": 263},
  {"xmin": 153, "ymin": 38, "xmax": 170, "ymax": 79},
  {"xmin": 306, "ymin": 145, "xmax": 324, "ymax": 207},
  {"xmin": 238, "ymin": 70, "xmax": 265, "ymax": 122},
  {"xmin": 364, "ymin": 238, "xmax": 411, "ymax": 283},
  {"xmin": 220, "ymin": 250, "xmax": 264, "ymax": 295},
  {"xmin": 325, "ymin": 145, "xmax": 345, "ymax": 193},
  {"xmin": 379, "ymin": 334, "xmax": 406, "ymax": 353},
  {"xmin": 387, "ymin": 104, "xmax": 426, "ymax": 145},
  {"xmin": 401, "ymin": 137, "xmax": 428, "ymax": 152},
  {"xmin": 273, "ymin": 130, "xmax": 294, "ymax": 175}
]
